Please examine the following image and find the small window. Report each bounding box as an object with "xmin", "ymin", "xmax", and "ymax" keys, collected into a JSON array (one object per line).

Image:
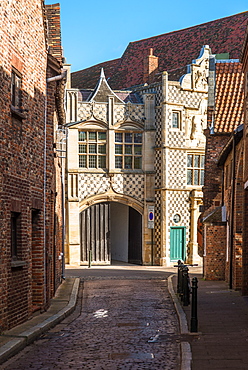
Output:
[
  {"xmin": 11, "ymin": 212, "xmax": 20, "ymax": 259},
  {"xmin": 11, "ymin": 69, "xmax": 22, "ymax": 109},
  {"xmin": 172, "ymin": 111, "xmax": 180, "ymax": 129}
]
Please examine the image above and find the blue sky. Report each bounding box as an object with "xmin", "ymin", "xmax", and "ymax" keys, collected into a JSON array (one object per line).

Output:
[{"xmin": 45, "ymin": 0, "xmax": 248, "ymax": 72}]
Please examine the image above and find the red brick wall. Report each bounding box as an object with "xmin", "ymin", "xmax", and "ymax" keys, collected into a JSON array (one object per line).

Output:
[
  {"xmin": 0, "ymin": 0, "xmax": 63, "ymax": 331},
  {"xmin": 203, "ymin": 224, "xmax": 226, "ymax": 280},
  {"xmin": 204, "ymin": 131, "xmax": 244, "ymax": 289},
  {"xmin": 242, "ymin": 28, "xmax": 248, "ymax": 184},
  {"xmin": 46, "ymin": 4, "xmax": 63, "ymax": 63},
  {"xmin": 242, "ymin": 29, "xmax": 248, "ymax": 295},
  {"xmin": 143, "ymin": 48, "xmax": 158, "ymax": 84},
  {"xmin": 232, "ymin": 146, "xmax": 244, "ymax": 290},
  {"xmin": 242, "ymin": 190, "xmax": 248, "ymax": 295},
  {"xmin": 203, "ymin": 129, "xmax": 230, "ymax": 213},
  {"xmin": 222, "ymin": 141, "xmax": 244, "ymax": 290},
  {"xmin": 203, "ymin": 129, "xmax": 230, "ymax": 281}
]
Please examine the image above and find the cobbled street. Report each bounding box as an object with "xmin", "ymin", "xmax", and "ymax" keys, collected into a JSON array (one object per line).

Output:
[{"xmin": 3, "ymin": 267, "xmax": 180, "ymax": 370}]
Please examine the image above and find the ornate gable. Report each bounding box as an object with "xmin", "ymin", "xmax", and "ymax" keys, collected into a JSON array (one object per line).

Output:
[{"xmin": 89, "ymin": 69, "xmax": 124, "ymax": 104}]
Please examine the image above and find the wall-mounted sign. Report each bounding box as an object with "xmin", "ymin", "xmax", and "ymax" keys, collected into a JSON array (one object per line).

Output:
[
  {"xmin": 173, "ymin": 214, "xmax": 181, "ymax": 224},
  {"xmin": 148, "ymin": 206, "xmax": 154, "ymax": 229}
]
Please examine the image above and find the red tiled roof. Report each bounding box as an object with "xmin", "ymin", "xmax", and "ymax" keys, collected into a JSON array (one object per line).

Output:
[
  {"xmin": 214, "ymin": 62, "xmax": 244, "ymax": 132},
  {"xmin": 71, "ymin": 12, "xmax": 248, "ymax": 90},
  {"xmin": 71, "ymin": 59, "xmax": 120, "ymax": 90}
]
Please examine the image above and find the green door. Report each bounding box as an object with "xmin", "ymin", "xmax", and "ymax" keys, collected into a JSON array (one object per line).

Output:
[{"xmin": 170, "ymin": 227, "xmax": 186, "ymax": 261}]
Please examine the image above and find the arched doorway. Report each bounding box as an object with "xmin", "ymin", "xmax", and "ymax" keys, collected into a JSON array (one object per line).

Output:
[{"xmin": 80, "ymin": 202, "xmax": 142, "ymax": 265}]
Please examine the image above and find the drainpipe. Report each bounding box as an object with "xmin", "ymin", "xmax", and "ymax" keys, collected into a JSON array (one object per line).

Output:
[
  {"xmin": 47, "ymin": 69, "xmax": 67, "ymax": 83},
  {"xmin": 229, "ymin": 135, "xmax": 236, "ymax": 289}
]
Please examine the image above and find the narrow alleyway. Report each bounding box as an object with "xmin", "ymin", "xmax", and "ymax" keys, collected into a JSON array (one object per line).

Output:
[{"xmin": 3, "ymin": 266, "xmax": 180, "ymax": 369}]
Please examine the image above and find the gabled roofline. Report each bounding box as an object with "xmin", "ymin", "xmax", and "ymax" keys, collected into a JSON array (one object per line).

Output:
[{"xmin": 88, "ymin": 68, "xmax": 124, "ymax": 103}]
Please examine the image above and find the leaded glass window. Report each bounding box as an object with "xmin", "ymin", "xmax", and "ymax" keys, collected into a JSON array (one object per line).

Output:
[
  {"xmin": 187, "ymin": 154, "xmax": 205, "ymax": 185},
  {"xmin": 114, "ymin": 132, "xmax": 142, "ymax": 170},
  {"xmin": 78, "ymin": 131, "xmax": 107, "ymax": 169}
]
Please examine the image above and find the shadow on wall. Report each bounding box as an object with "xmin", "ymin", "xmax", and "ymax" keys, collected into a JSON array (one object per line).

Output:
[{"xmin": 0, "ymin": 65, "xmax": 61, "ymax": 331}]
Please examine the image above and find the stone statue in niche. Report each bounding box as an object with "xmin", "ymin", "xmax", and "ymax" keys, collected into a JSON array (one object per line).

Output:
[
  {"xmin": 185, "ymin": 115, "xmax": 192, "ymax": 138},
  {"xmin": 194, "ymin": 69, "xmax": 207, "ymax": 90},
  {"xmin": 190, "ymin": 116, "xmax": 203, "ymax": 140}
]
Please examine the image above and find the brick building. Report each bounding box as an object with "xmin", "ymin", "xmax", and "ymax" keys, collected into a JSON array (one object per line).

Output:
[
  {"xmin": 202, "ymin": 58, "xmax": 245, "ymax": 288},
  {"xmin": 0, "ymin": 1, "xmax": 65, "ymax": 331},
  {"xmin": 241, "ymin": 25, "xmax": 248, "ymax": 294}
]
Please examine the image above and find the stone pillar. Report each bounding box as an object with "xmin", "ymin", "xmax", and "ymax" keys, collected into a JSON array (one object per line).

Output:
[
  {"xmin": 143, "ymin": 93, "xmax": 156, "ymax": 264},
  {"xmin": 160, "ymin": 71, "xmax": 170, "ymax": 265},
  {"xmin": 63, "ymin": 63, "xmax": 71, "ymax": 89},
  {"xmin": 68, "ymin": 201, "xmax": 80, "ymax": 265},
  {"xmin": 187, "ymin": 190, "xmax": 203, "ymax": 265},
  {"xmin": 66, "ymin": 128, "xmax": 80, "ymax": 265}
]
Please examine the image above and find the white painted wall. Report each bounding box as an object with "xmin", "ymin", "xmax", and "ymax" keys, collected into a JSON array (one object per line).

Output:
[{"xmin": 110, "ymin": 203, "xmax": 129, "ymax": 262}]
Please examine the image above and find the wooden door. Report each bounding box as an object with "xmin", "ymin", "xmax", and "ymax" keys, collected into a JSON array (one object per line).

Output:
[
  {"xmin": 170, "ymin": 227, "xmax": 186, "ymax": 261},
  {"xmin": 80, "ymin": 203, "xmax": 110, "ymax": 263}
]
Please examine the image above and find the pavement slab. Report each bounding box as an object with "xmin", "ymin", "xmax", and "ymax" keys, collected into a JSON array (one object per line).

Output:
[{"xmin": 173, "ymin": 268, "xmax": 248, "ymax": 370}]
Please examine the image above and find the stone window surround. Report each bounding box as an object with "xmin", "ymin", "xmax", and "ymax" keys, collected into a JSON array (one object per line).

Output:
[
  {"xmin": 187, "ymin": 153, "xmax": 205, "ymax": 186},
  {"xmin": 78, "ymin": 130, "xmax": 107, "ymax": 169},
  {"xmin": 172, "ymin": 110, "xmax": 181, "ymax": 129},
  {"xmin": 114, "ymin": 131, "xmax": 143, "ymax": 170}
]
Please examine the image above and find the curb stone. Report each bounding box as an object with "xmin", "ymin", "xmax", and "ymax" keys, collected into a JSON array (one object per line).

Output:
[{"xmin": 167, "ymin": 274, "xmax": 192, "ymax": 370}]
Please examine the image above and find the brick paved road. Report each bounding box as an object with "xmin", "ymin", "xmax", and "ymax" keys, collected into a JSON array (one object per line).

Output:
[{"xmin": 3, "ymin": 274, "xmax": 180, "ymax": 369}]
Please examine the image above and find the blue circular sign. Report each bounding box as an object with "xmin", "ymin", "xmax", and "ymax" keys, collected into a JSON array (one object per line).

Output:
[{"xmin": 149, "ymin": 211, "xmax": 154, "ymax": 221}]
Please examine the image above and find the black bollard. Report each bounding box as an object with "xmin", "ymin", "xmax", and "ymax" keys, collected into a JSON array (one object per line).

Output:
[
  {"xmin": 190, "ymin": 277, "xmax": 198, "ymax": 332},
  {"xmin": 182, "ymin": 266, "xmax": 190, "ymax": 306},
  {"xmin": 177, "ymin": 260, "xmax": 183, "ymax": 294}
]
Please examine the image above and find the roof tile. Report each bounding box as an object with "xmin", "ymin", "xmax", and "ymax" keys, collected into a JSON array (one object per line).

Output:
[
  {"xmin": 71, "ymin": 12, "xmax": 248, "ymax": 90},
  {"xmin": 214, "ymin": 62, "xmax": 244, "ymax": 132}
]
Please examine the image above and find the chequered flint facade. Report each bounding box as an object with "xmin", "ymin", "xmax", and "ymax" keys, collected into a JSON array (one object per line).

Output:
[{"xmin": 65, "ymin": 45, "xmax": 210, "ymax": 266}]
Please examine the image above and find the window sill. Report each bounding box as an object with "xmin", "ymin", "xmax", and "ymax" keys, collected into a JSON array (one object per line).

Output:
[
  {"xmin": 11, "ymin": 105, "xmax": 26, "ymax": 120},
  {"xmin": 11, "ymin": 260, "xmax": 26, "ymax": 268}
]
